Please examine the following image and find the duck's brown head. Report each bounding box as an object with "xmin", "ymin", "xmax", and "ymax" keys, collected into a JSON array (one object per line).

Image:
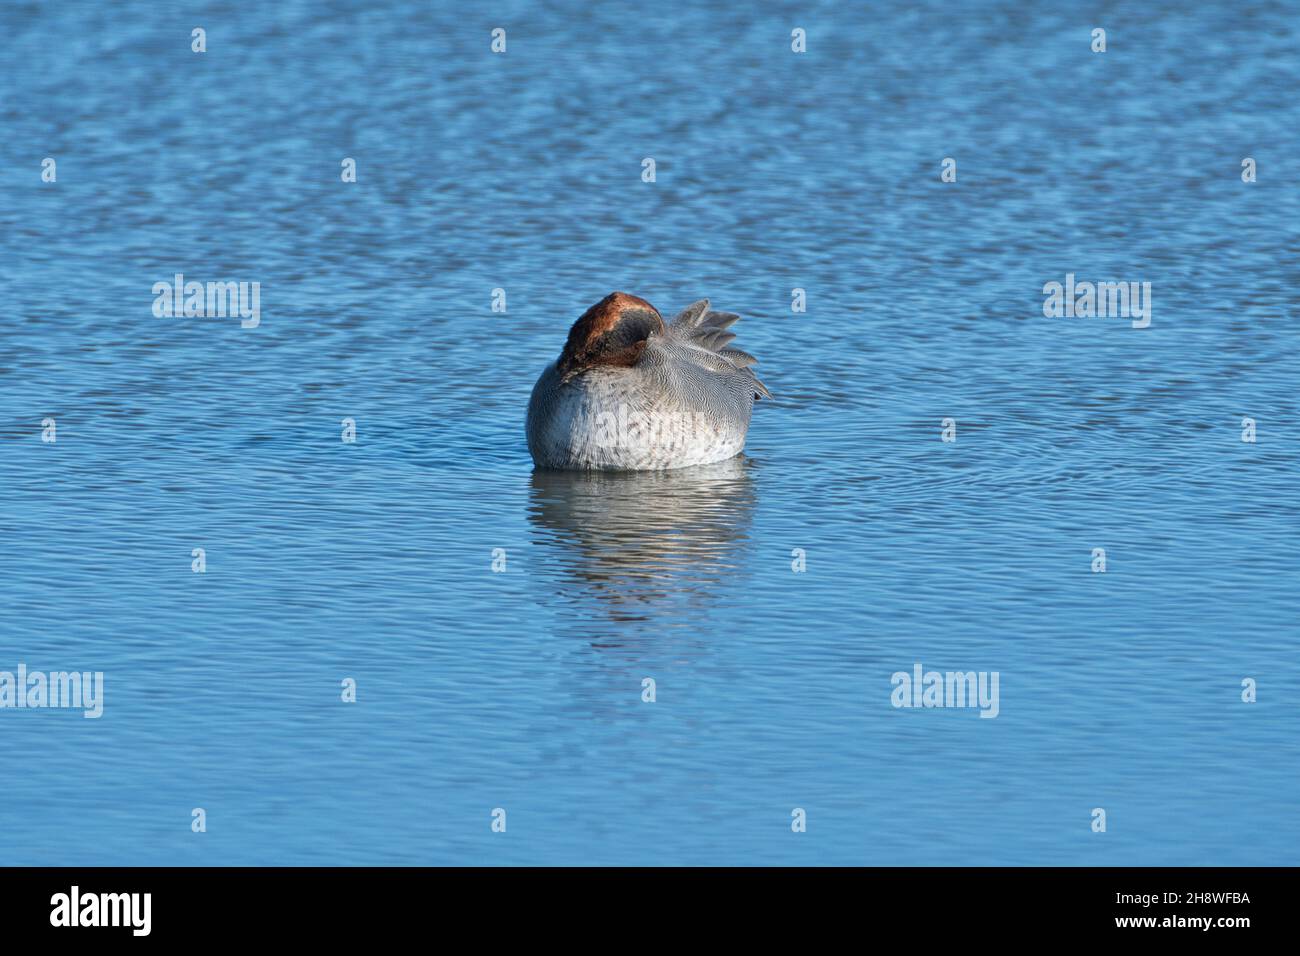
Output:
[{"xmin": 557, "ymin": 292, "xmax": 665, "ymax": 379}]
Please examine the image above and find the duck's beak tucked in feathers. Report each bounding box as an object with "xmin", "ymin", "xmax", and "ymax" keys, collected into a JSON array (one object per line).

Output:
[{"xmin": 557, "ymin": 292, "xmax": 665, "ymax": 379}]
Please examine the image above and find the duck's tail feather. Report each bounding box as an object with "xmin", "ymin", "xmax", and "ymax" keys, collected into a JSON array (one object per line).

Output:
[{"xmin": 668, "ymin": 299, "xmax": 770, "ymax": 400}]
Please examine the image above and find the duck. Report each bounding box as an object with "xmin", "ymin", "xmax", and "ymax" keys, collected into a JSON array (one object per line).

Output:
[{"xmin": 526, "ymin": 292, "xmax": 770, "ymax": 471}]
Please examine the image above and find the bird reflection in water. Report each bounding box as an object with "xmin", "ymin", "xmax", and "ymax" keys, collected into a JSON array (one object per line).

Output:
[{"xmin": 526, "ymin": 456, "xmax": 758, "ymax": 627}]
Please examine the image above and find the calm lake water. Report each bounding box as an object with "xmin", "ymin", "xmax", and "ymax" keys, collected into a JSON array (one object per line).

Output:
[{"xmin": 2, "ymin": 1, "xmax": 1298, "ymax": 865}]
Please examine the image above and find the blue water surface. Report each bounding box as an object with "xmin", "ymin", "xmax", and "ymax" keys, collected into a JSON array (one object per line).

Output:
[{"xmin": 1, "ymin": 0, "xmax": 1298, "ymax": 865}]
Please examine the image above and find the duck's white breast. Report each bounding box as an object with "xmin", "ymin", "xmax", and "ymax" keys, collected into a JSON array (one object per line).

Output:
[{"xmin": 527, "ymin": 365, "xmax": 746, "ymax": 471}]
